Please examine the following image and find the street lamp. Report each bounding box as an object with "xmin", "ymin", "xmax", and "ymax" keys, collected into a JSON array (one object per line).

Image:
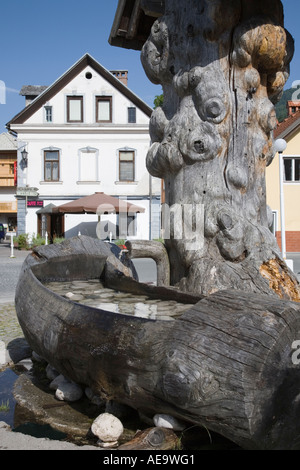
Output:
[
  {"xmin": 21, "ymin": 148, "xmax": 28, "ymax": 165},
  {"xmin": 274, "ymin": 138, "xmax": 287, "ymax": 259}
]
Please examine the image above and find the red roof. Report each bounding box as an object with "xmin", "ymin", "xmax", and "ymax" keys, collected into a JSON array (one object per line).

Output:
[{"xmin": 274, "ymin": 109, "xmax": 300, "ymax": 139}]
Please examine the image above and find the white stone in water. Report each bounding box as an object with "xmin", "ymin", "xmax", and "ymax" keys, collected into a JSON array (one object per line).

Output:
[
  {"xmin": 64, "ymin": 292, "xmax": 84, "ymax": 301},
  {"xmin": 46, "ymin": 281, "xmax": 193, "ymax": 321},
  {"xmin": 97, "ymin": 294, "xmax": 115, "ymax": 301},
  {"xmin": 153, "ymin": 414, "xmax": 186, "ymax": 431},
  {"xmin": 97, "ymin": 302, "xmax": 120, "ymax": 313},
  {"xmin": 157, "ymin": 316, "xmax": 175, "ymax": 321},
  {"xmin": 91, "ymin": 413, "xmax": 124, "ymax": 442}
]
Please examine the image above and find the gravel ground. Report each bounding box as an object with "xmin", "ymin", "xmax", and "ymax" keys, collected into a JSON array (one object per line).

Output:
[
  {"xmin": 0, "ymin": 243, "xmax": 28, "ymax": 305},
  {"xmin": 0, "ymin": 421, "xmax": 101, "ymax": 450},
  {"xmin": 0, "ymin": 244, "xmax": 28, "ymax": 345}
]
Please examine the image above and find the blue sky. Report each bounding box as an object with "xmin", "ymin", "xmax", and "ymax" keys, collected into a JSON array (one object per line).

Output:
[{"xmin": 0, "ymin": 0, "xmax": 299, "ymax": 133}]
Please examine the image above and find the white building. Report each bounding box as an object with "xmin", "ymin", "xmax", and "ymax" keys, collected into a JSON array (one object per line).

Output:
[
  {"xmin": 0, "ymin": 132, "xmax": 18, "ymax": 234},
  {"xmin": 7, "ymin": 53, "xmax": 161, "ymax": 241}
]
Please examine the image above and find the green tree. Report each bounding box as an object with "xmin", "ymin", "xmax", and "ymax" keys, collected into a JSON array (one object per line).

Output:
[
  {"xmin": 154, "ymin": 94, "xmax": 164, "ymax": 108},
  {"xmin": 275, "ymin": 86, "xmax": 300, "ymax": 122}
]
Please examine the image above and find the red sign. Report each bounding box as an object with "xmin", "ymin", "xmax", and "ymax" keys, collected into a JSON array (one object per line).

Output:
[
  {"xmin": 27, "ymin": 200, "xmax": 44, "ymax": 208},
  {"xmin": 14, "ymin": 161, "xmax": 17, "ymax": 186}
]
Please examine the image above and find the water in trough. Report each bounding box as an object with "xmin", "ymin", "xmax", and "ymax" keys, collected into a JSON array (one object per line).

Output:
[{"xmin": 44, "ymin": 279, "xmax": 195, "ymax": 321}]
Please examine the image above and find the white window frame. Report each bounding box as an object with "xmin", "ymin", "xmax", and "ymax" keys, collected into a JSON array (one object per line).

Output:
[
  {"xmin": 77, "ymin": 146, "xmax": 100, "ymax": 183},
  {"xmin": 117, "ymin": 147, "xmax": 136, "ymax": 183},
  {"xmin": 41, "ymin": 146, "xmax": 62, "ymax": 183},
  {"xmin": 66, "ymin": 95, "xmax": 84, "ymax": 123},
  {"xmin": 283, "ymin": 155, "xmax": 300, "ymax": 183},
  {"xmin": 44, "ymin": 105, "xmax": 53, "ymax": 123},
  {"xmin": 95, "ymin": 96, "xmax": 112, "ymax": 123}
]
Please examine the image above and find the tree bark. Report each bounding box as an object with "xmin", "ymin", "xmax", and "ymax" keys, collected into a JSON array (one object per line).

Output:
[{"xmin": 141, "ymin": 0, "xmax": 300, "ymax": 301}]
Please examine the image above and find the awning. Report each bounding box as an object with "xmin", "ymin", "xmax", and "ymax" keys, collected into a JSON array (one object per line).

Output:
[{"xmin": 53, "ymin": 193, "xmax": 145, "ymax": 215}]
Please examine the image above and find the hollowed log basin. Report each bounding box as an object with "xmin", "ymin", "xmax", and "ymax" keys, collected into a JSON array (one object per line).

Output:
[{"xmin": 15, "ymin": 235, "xmax": 300, "ymax": 450}]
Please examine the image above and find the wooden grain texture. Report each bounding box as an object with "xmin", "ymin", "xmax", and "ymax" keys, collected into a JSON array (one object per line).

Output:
[
  {"xmin": 15, "ymin": 236, "xmax": 300, "ymax": 449},
  {"xmin": 140, "ymin": 0, "xmax": 299, "ymax": 301},
  {"xmin": 125, "ymin": 239, "xmax": 170, "ymax": 286}
]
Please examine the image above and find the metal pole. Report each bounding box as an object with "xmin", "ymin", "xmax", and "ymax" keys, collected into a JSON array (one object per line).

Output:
[
  {"xmin": 149, "ymin": 173, "xmax": 152, "ymax": 240},
  {"xmin": 279, "ymin": 151, "xmax": 286, "ymax": 259},
  {"xmin": 10, "ymin": 233, "xmax": 15, "ymax": 258}
]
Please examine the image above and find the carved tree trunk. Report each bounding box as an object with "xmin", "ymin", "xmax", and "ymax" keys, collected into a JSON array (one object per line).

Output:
[
  {"xmin": 15, "ymin": 237, "xmax": 300, "ymax": 450},
  {"xmin": 141, "ymin": 0, "xmax": 300, "ymax": 301}
]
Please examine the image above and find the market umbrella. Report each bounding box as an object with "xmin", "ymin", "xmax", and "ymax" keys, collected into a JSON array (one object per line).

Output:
[{"xmin": 53, "ymin": 192, "xmax": 145, "ymax": 215}]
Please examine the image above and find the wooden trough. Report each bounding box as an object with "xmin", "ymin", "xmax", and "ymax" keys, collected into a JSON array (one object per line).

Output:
[{"xmin": 15, "ymin": 235, "xmax": 300, "ymax": 450}]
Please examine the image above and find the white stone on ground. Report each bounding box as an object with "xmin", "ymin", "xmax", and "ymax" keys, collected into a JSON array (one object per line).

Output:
[
  {"xmin": 91, "ymin": 412, "xmax": 124, "ymax": 443},
  {"xmin": 153, "ymin": 413, "xmax": 186, "ymax": 431}
]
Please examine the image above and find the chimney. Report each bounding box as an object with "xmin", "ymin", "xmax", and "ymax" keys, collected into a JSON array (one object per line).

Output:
[
  {"xmin": 20, "ymin": 85, "xmax": 48, "ymax": 106},
  {"xmin": 287, "ymin": 100, "xmax": 300, "ymax": 117},
  {"xmin": 110, "ymin": 70, "xmax": 128, "ymax": 87}
]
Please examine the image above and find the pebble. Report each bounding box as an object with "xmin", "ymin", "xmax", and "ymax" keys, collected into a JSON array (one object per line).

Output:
[
  {"xmin": 91, "ymin": 412, "xmax": 124, "ymax": 443},
  {"xmin": 55, "ymin": 382, "xmax": 83, "ymax": 402},
  {"xmin": 46, "ymin": 364, "xmax": 60, "ymax": 381},
  {"xmin": 64, "ymin": 292, "xmax": 84, "ymax": 302},
  {"xmin": 45, "ymin": 280, "xmax": 193, "ymax": 321},
  {"xmin": 153, "ymin": 414, "xmax": 187, "ymax": 431},
  {"xmin": 50, "ymin": 374, "xmax": 83, "ymax": 402}
]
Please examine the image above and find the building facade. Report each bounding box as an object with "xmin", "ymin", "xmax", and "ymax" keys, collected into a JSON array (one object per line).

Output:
[
  {"xmin": 266, "ymin": 102, "xmax": 300, "ymax": 252},
  {"xmin": 7, "ymin": 54, "xmax": 161, "ymax": 242},
  {"xmin": 0, "ymin": 132, "xmax": 18, "ymax": 235}
]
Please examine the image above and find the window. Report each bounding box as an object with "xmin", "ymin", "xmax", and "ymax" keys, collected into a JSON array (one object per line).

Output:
[
  {"xmin": 67, "ymin": 96, "xmax": 83, "ymax": 122},
  {"xmin": 270, "ymin": 211, "xmax": 278, "ymax": 236},
  {"xmin": 78, "ymin": 147, "xmax": 99, "ymax": 182},
  {"xmin": 44, "ymin": 150, "xmax": 59, "ymax": 181},
  {"xmin": 128, "ymin": 107, "xmax": 136, "ymax": 123},
  {"xmin": 117, "ymin": 214, "xmax": 137, "ymax": 237},
  {"xmin": 284, "ymin": 157, "xmax": 300, "ymax": 182},
  {"xmin": 44, "ymin": 106, "xmax": 52, "ymax": 122},
  {"xmin": 119, "ymin": 150, "xmax": 135, "ymax": 182},
  {"xmin": 96, "ymin": 96, "xmax": 112, "ymax": 122}
]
